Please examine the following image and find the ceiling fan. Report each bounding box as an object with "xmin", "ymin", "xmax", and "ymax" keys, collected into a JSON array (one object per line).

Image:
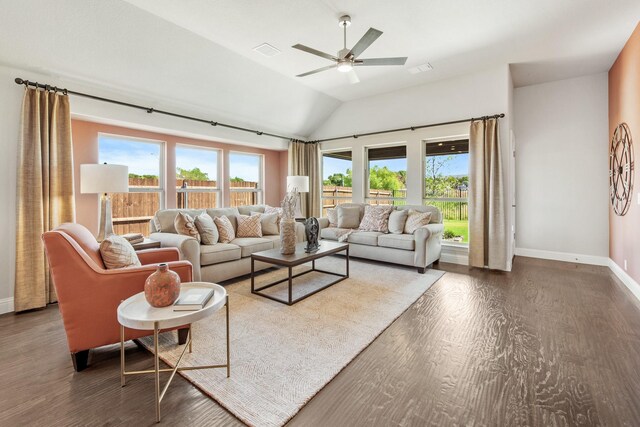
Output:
[{"xmin": 292, "ymin": 15, "xmax": 407, "ymax": 83}]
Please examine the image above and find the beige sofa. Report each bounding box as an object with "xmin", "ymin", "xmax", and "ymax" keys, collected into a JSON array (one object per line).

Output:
[
  {"xmin": 318, "ymin": 204, "xmax": 443, "ymax": 273},
  {"xmin": 149, "ymin": 205, "xmax": 305, "ymax": 282}
]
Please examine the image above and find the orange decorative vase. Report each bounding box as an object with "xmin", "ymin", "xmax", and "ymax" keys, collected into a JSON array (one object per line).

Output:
[{"xmin": 144, "ymin": 263, "xmax": 181, "ymax": 308}]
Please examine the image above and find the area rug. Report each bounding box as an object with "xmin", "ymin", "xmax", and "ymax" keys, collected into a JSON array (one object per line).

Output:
[{"xmin": 140, "ymin": 257, "xmax": 444, "ymax": 426}]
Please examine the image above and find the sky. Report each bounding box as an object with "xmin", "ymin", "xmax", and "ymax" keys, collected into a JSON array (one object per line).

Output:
[
  {"xmin": 322, "ymin": 152, "xmax": 469, "ymax": 180},
  {"xmin": 99, "ymin": 136, "xmax": 261, "ymax": 182}
]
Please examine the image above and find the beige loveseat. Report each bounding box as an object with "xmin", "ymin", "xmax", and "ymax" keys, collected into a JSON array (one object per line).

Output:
[
  {"xmin": 149, "ymin": 205, "xmax": 305, "ymax": 282},
  {"xmin": 318, "ymin": 204, "xmax": 443, "ymax": 273}
]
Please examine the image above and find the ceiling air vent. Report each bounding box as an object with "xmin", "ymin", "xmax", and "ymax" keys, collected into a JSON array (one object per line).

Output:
[
  {"xmin": 253, "ymin": 43, "xmax": 281, "ymax": 57},
  {"xmin": 407, "ymin": 62, "xmax": 433, "ymax": 74}
]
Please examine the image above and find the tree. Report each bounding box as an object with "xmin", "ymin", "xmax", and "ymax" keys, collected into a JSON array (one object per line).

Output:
[
  {"xmin": 176, "ymin": 167, "xmax": 209, "ymax": 181},
  {"xmin": 128, "ymin": 173, "xmax": 158, "ymax": 179},
  {"xmin": 324, "ymin": 170, "xmax": 352, "ymax": 187},
  {"xmin": 230, "ymin": 176, "xmax": 245, "ymax": 183},
  {"xmin": 425, "ymin": 155, "xmax": 455, "ymax": 197},
  {"xmin": 369, "ymin": 166, "xmax": 403, "ymax": 191}
]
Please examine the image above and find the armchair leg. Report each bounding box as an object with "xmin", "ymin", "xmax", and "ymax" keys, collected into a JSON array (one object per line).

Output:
[
  {"xmin": 433, "ymin": 258, "xmax": 440, "ymax": 265},
  {"xmin": 71, "ymin": 350, "xmax": 90, "ymax": 372},
  {"xmin": 417, "ymin": 267, "xmax": 427, "ymax": 274},
  {"xmin": 177, "ymin": 327, "xmax": 189, "ymax": 345}
]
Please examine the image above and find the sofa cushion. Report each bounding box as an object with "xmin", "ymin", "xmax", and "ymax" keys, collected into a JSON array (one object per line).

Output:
[
  {"xmin": 348, "ymin": 231, "xmax": 383, "ymax": 246},
  {"xmin": 237, "ymin": 214, "xmax": 263, "ymax": 238},
  {"xmin": 337, "ymin": 206, "xmax": 361, "ymax": 229},
  {"xmin": 206, "ymin": 207, "xmax": 240, "ymax": 231},
  {"xmin": 154, "ymin": 209, "xmax": 204, "ymax": 234},
  {"xmin": 359, "ymin": 205, "xmax": 393, "ymax": 233},
  {"xmin": 237, "ymin": 205, "xmax": 266, "ymax": 216},
  {"xmin": 378, "ymin": 234, "xmax": 415, "ymax": 251},
  {"xmin": 231, "ymin": 237, "xmax": 274, "ymax": 257},
  {"xmin": 174, "ymin": 212, "xmax": 201, "ymax": 242},
  {"xmin": 200, "ymin": 243, "xmax": 241, "ymax": 266},
  {"xmin": 194, "ymin": 212, "xmax": 218, "ymax": 245},
  {"xmin": 262, "ymin": 235, "xmax": 281, "ymax": 248},
  {"xmin": 404, "ymin": 210, "xmax": 432, "ymax": 234},
  {"xmin": 388, "ymin": 209, "xmax": 408, "ymax": 234},
  {"xmin": 326, "ymin": 208, "xmax": 337, "ymax": 227},
  {"xmin": 320, "ymin": 227, "xmax": 351, "ymax": 241},
  {"xmin": 214, "ymin": 215, "xmax": 236, "ymax": 243},
  {"xmin": 251, "ymin": 212, "xmax": 279, "ymax": 235}
]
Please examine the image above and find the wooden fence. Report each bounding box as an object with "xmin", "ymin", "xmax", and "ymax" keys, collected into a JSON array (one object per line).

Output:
[
  {"xmin": 111, "ymin": 178, "xmax": 258, "ymax": 236},
  {"xmin": 321, "ymin": 185, "xmax": 469, "ymax": 221}
]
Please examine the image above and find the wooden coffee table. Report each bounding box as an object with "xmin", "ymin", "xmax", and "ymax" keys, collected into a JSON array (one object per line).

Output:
[{"xmin": 251, "ymin": 241, "xmax": 349, "ymax": 305}]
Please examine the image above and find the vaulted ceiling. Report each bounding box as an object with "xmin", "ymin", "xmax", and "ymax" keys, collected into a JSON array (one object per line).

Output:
[{"xmin": 0, "ymin": 0, "xmax": 638, "ymax": 142}]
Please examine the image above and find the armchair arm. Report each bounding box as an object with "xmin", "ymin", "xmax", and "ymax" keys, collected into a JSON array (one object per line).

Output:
[
  {"xmin": 317, "ymin": 217, "xmax": 330, "ymax": 230},
  {"xmin": 414, "ymin": 223, "xmax": 444, "ymax": 268},
  {"xmin": 149, "ymin": 232, "xmax": 202, "ymax": 281},
  {"xmin": 137, "ymin": 247, "xmax": 181, "ymax": 265}
]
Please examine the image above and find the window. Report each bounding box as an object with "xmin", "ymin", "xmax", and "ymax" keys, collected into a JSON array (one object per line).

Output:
[
  {"xmin": 424, "ymin": 139, "xmax": 469, "ymax": 244},
  {"xmin": 229, "ymin": 152, "xmax": 263, "ymax": 207},
  {"xmin": 176, "ymin": 145, "xmax": 221, "ymax": 209},
  {"xmin": 321, "ymin": 150, "xmax": 353, "ymax": 216},
  {"xmin": 366, "ymin": 145, "xmax": 407, "ymax": 206},
  {"xmin": 98, "ymin": 134, "xmax": 164, "ymax": 236}
]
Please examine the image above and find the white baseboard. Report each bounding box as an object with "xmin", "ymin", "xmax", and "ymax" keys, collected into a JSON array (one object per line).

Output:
[
  {"xmin": 440, "ymin": 244, "xmax": 469, "ymax": 265},
  {"xmin": 608, "ymin": 259, "xmax": 640, "ymax": 302},
  {"xmin": 0, "ymin": 297, "xmax": 14, "ymax": 315},
  {"xmin": 514, "ymin": 248, "xmax": 609, "ymax": 266}
]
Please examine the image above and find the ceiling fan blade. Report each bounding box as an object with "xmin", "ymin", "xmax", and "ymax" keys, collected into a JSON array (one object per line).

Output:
[
  {"xmin": 355, "ymin": 57, "xmax": 408, "ymax": 66},
  {"xmin": 292, "ymin": 44, "xmax": 337, "ymax": 62},
  {"xmin": 347, "ymin": 28, "xmax": 383, "ymax": 59},
  {"xmin": 296, "ymin": 64, "xmax": 336, "ymax": 77},
  {"xmin": 347, "ymin": 69, "xmax": 360, "ymax": 84}
]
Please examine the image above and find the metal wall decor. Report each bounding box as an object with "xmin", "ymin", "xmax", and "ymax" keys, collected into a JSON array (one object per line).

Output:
[
  {"xmin": 609, "ymin": 122, "xmax": 634, "ymax": 216},
  {"xmin": 304, "ymin": 217, "xmax": 320, "ymax": 253}
]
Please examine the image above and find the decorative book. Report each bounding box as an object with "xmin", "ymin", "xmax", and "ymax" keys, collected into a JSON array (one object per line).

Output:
[
  {"xmin": 122, "ymin": 233, "xmax": 144, "ymax": 244},
  {"xmin": 173, "ymin": 288, "xmax": 215, "ymax": 311}
]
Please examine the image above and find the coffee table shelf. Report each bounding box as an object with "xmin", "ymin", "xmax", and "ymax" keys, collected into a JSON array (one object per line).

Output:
[{"xmin": 250, "ymin": 241, "xmax": 349, "ymax": 305}]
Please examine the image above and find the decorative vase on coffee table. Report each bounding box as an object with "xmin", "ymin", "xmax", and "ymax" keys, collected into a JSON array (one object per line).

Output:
[
  {"xmin": 280, "ymin": 218, "xmax": 297, "ymax": 255},
  {"xmin": 144, "ymin": 263, "xmax": 181, "ymax": 307}
]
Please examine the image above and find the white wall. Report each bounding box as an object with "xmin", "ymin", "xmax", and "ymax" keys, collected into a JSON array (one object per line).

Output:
[
  {"xmin": 514, "ymin": 73, "xmax": 609, "ymax": 260},
  {"xmin": 314, "ymin": 66, "xmax": 515, "ymax": 269}
]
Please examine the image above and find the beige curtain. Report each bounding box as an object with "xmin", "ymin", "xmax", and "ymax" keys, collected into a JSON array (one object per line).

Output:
[
  {"xmin": 468, "ymin": 118, "xmax": 507, "ymax": 270},
  {"xmin": 15, "ymin": 87, "xmax": 75, "ymax": 312},
  {"xmin": 288, "ymin": 141, "xmax": 320, "ymax": 217}
]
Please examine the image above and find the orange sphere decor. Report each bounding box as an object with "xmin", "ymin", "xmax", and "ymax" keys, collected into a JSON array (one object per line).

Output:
[{"xmin": 144, "ymin": 263, "xmax": 181, "ymax": 308}]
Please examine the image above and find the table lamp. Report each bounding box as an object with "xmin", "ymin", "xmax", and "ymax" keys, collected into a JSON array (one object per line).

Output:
[
  {"xmin": 81, "ymin": 163, "xmax": 129, "ymax": 242},
  {"xmin": 287, "ymin": 175, "xmax": 309, "ymax": 219}
]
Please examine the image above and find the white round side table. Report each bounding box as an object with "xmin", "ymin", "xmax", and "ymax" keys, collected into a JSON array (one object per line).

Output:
[{"xmin": 117, "ymin": 282, "xmax": 229, "ymax": 423}]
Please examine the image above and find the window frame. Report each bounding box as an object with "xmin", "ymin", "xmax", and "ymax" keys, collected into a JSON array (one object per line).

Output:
[
  {"xmin": 422, "ymin": 137, "xmax": 470, "ymax": 246},
  {"xmin": 97, "ymin": 132, "xmax": 166, "ymax": 208},
  {"xmin": 228, "ymin": 151, "xmax": 264, "ymax": 206},
  {"xmin": 175, "ymin": 144, "xmax": 222, "ymax": 209},
  {"xmin": 320, "ymin": 148, "xmax": 354, "ymax": 213},
  {"xmin": 364, "ymin": 143, "xmax": 408, "ymax": 205}
]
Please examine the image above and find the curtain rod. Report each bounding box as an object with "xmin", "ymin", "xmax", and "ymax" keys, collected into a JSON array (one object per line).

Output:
[
  {"xmin": 14, "ymin": 77, "xmax": 306, "ymax": 143},
  {"xmin": 311, "ymin": 113, "xmax": 505, "ymax": 143}
]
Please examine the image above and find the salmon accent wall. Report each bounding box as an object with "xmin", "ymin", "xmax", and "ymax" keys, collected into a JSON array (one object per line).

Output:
[
  {"xmin": 72, "ymin": 119, "xmax": 288, "ymax": 234},
  {"xmin": 609, "ymin": 22, "xmax": 640, "ymax": 283}
]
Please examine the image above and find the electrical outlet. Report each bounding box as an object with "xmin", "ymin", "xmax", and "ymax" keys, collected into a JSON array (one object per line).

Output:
[{"xmin": 624, "ymin": 259, "xmax": 628, "ymax": 271}]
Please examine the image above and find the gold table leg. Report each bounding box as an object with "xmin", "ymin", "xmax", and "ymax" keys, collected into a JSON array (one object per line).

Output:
[
  {"xmin": 120, "ymin": 324, "xmax": 125, "ymax": 387},
  {"xmin": 226, "ymin": 295, "xmax": 230, "ymax": 378},
  {"xmin": 154, "ymin": 321, "xmax": 160, "ymax": 423}
]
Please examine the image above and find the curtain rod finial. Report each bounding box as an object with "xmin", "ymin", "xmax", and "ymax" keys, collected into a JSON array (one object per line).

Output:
[{"xmin": 15, "ymin": 78, "xmax": 24, "ymax": 85}]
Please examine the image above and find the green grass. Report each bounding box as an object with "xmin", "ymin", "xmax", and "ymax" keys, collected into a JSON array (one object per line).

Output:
[{"xmin": 444, "ymin": 219, "xmax": 468, "ymax": 243}]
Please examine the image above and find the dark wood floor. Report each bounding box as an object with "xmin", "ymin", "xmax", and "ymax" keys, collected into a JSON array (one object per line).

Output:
[{"xmin": 1, "ymin": 257, "xmax": 640, "ymax": 426}]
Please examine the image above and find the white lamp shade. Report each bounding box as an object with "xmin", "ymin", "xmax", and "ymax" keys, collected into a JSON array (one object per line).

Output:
[
  {"xmin": 287, "ymin": 175, "xmax": 309, "ymax": 192},
  {"xmin": 81, "ymin": 164, "xmax": 129, "ymax": 194}
]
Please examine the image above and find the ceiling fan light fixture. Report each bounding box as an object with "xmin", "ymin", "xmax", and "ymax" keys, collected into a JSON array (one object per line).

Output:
[{"xmin": 337, "ymin": 61, "xmax": 352, "ymax": 73}]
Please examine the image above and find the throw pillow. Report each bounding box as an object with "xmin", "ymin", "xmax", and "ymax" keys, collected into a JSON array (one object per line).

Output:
[
  {"xmin": 251, "ymin": 212, "xmax": 279, "ymax": 235},
  {"xmin": 264, "ymin": 205, "xmax": 283, "ymax": 223},
  {"xmin": 237, "ymin": 214, "xmax": 263, "ymax": 238},
  {"xmin": 194, "ymin": 212, "xmax": 218, "ymax": 245},
  {"xmin": 326, "ymin": 208, "xmax": 338, "ymax": 227},
  {"xmin": 174, "ymin": 212, "xmax": 201, "ymax": 242},
  {"xmin": 214, "ymin": 215, "xmax": 236, "ymax": 243},
  {"xmin": 337, "ymin": 205, "xmax": 361, "ymax": 229},
  {"xmin": 404, "ymin": 209, "xmax": 432, "ymax": 234},
  {"xmin": 152, "ymin": 214, "xmax": 163, "ymax": 232},
  {"xmin": 359, "ymin": 205, "xmax": 393, "ymax": 233},
  {"xmin": 388, "ymin": 209, "xmax": 409, "ymax": 234},
  {"xmin": 99, "ymin": 235, "xmax": 142, "ymax": 269}
]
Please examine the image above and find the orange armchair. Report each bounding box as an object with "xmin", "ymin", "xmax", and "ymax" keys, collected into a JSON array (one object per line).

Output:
[{"xmin": 42, "ymin": 223, "xmax": 193, "ymax": 371}]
